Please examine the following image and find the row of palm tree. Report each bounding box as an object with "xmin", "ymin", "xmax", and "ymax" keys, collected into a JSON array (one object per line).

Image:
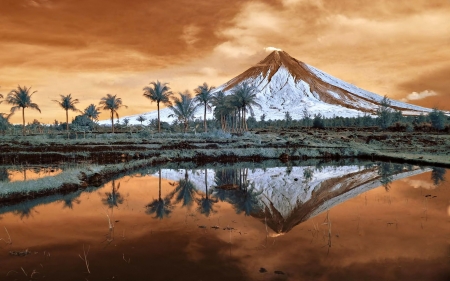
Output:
[{"xmin": 0, "ymin": 81, "xmax": 261, "ymax": 135}]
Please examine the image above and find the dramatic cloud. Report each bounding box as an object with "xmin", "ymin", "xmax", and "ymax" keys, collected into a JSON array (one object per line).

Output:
[{"xmin": 0, "ymin": 0, "xmax": 449, "ymax": 123}]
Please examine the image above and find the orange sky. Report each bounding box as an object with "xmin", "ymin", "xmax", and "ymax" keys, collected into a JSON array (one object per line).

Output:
[{"xmin": 0, "ymin": 0, "xmax": 449, "ymax": 123}]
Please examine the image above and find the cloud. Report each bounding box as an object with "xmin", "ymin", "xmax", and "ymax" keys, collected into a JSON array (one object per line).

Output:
[
  {"xmin": 264, "ymin": 47, "xmax": 282, "ymax": 52},
  {"xmin": 401, "ymin": 90, "xmax": 438, "ymax": 102},
  {"xmin": 181, "ymin": 25, "xmax": 201, "ymax": 46}
]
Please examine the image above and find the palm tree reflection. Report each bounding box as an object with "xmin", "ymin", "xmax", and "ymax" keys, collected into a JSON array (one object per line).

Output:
[
  {"xmin": 196, "ymin": 169, "xmax": 218, "ymax": 217},
  {"xmin": 431, "ymin": 167, "xmax": 446, "ymax": 186},
  {"xmin": 146, "ymin": 168, "xmax": 173, "ymax": 219},
  {"xmin": 102, "ymin": 180, "xmax": 124, "ymax": 208},
  {"xmin": 0, "ymin": 167, "xmax": 9, "ymax": 182},
  {"xmin": 213, "ymin": 168, "xmax": 263, "ymax": 216},
  {"xmin": 168, "ymin": 170, "xmax": 198, "ymax": 209}
]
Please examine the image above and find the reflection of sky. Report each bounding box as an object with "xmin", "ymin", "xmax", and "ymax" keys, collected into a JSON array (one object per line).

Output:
[
  {"xmin": 0, "ymin": 169, "xmax": 449, "ymax": 280},
  {"xmin": 1, "ymin": 167, "xmax": 62, "ymax": 182}
]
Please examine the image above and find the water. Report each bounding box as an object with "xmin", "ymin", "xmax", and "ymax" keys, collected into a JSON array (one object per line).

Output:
[{"xmin": 0, "ymin": 161, "xmax": 449, "ymax": 280}]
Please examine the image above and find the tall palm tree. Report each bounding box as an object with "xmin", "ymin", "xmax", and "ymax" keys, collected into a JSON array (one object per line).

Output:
[
  {"xmin": 143, "ymin": 81, "xmax": 173, "ymax": 133},
  {"xmin": 84, "ymin": 104, "xmax": 101, "ymax": 121},
  {"xmin": 53, "ymin": 94, "xmax": 80, "ymax": 132},
  {"xmin": 231, "ymin": 82, "xmax": 261, "ymax": 131},
  {"xmin": 194, "ymin": 82, "xmax": 215, "ymax": 132},
  {"xmin": 146, "ymin": 168, "xmax": 173, "ymax": 219},
  {"xmin": 5, "ymin": 85, "xmax": 41, "ymax": 135},
  {"xmin": 99, "ymin": 94, "xmax": 127, "ymax": 133},
  {"xmin": 169, "ymin": 91, "xmax": 198, "ymax": 133}
]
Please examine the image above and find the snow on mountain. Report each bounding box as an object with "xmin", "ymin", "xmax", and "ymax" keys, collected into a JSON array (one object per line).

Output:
[
  {"xmin": 156, "ymin": 164, "xmax": 428, "ymax": 233},
  {"xmin": 102, "ymin": 50, "xmax": 433, "ymax": 125}
]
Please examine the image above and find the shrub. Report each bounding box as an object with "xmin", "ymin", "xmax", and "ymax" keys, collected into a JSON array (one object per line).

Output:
[{"xmin": 428, "ymin": 108, "xmax": 446, "ymax": 130}]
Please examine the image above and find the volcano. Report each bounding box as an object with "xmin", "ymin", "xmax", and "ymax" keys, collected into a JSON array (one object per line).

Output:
[
  {"xmin": 214, "ymin": 50, "xmax": 431, "ymax": 120},
  {"xmin": 102, "ymin": 50, "xmax": 432, "ymax": 124}
]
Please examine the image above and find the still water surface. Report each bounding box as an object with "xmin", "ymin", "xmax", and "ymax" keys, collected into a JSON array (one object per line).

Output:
[{"xmin": 0, "ymin": 161, "xmax": 449, "ymax": 280}]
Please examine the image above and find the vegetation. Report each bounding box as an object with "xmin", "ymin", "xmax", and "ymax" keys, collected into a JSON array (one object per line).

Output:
[
  {"xmin": 194, "ymin": 82, "xmax": 215, "ymax": 133},
  {"xmin": 4, "ymin": 85, "xmax": 41, "ymax": 135},
  {"xmin": 53, "ymin": 94, "xmax": 80, "ymax": 133},
  {"xmin": 84, "ymin": 104, "xmax": 101, "ymax": 121},
  {"xmin": 169, "ymin": 91, "xmax": 198, "ymax": 133},
  {"xmin": 143, "ymin": 81, "xmax": 173, "ymax": 133},
  {"xmin": 376, "ymin": 95, "xmax": 393, "ymax": 130},
  {"xmin": 99, "ymin": 94, "xmax": 127, "ymax": 133}
]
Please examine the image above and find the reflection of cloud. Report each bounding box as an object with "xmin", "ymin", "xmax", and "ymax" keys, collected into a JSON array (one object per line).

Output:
[
  {"xmin": 25, "ymin": 0, "xmax": 53, "ymax": 8},
  {"xmin": 401, "ymin": 178, "xmax": 436, "ymax": 190},
  {"xmin": 401, "ymin": 90, "xmax": 437, "ymax": 102}
]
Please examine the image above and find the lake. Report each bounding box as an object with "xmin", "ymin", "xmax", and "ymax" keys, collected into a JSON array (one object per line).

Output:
[{"xmin": 0, "ymin": 160, "xmax": 449, "ymax": 280}]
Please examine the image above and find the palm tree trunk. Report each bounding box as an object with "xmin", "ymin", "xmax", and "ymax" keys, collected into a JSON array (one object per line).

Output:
[
  {"xmin": 158, "ymin": 168, "xmax": 162, "ymax": 200},
  {"xmin": 204, "ymin": 104, "xmax": 207, "ymax": 133},
  {"xmin": 22, "ymin": 107, "xmax": 25, "ymax": 135},
  {"xmin": 66, "ymin": 109, "xmax": 69, "ymax": 132},
  {"xmin": 205, "ymin": 169, "xmax": 208, "ymax": 200},
  {"xmin": 66, "ymin": 109, "xmax": 69, "ymax": 138},
  {"xmin": 111, "ymin": 110, "xmax": 114, "ymax": 133},
  {"xmin": 157, "ymin": 102, "xmax": 160, "ymax": 133}
]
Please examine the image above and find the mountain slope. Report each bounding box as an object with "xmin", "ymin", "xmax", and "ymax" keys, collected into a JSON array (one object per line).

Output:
[{"xmin": 101, "ymin": 50, "xmax": 432, "ymax": 125}]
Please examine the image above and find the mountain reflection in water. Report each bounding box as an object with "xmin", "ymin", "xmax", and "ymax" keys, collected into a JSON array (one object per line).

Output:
[{"xmin": 0, "ymin": 160, "xmax": 448, "ymax": 281}]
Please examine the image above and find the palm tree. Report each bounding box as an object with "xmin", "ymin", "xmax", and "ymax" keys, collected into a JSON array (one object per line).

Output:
[
  {"xmin": 5, "ymin": 85, "xmax": 41, "ymax": 135},
  {"xmin": 194, "ymin": 83, "xmax": 215, "ymax": 132},
  {"xmin": 231, "ymin": 82, "xmax": 261, "ymax": 131},
  {"xmin": 136, "ymin": 115, "xmax": 146, "ymax": 125},
  {"xmin": 53, "ymin": 94, "xmax": 80, "ymax": 132},
  {"xmin": 99, "ymin": 94, "xmax": 127, "ymax": 133},
  {"xmin": 84, "ymin": 104, "xmax": 101, "ymax": 121},
  {"xmin": 146, "ymin": 168, "xmax": 173, "ymax": 219},
  {"xmin": 169, "ymin": 91, "xmax": 198, "ymax": 133},
  {"xmin": 143, "ymin": 81, "xmax": 173, "ymax": 133}
]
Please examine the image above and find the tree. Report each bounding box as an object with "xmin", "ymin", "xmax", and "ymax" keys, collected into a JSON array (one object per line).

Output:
[
  {"xmin": 212, "ymin": 91, "xmax": 233, "ymax": 131},
  {"xmin": 313, "ymin": 113, "xmax": 325, "ymax": 129},
  {"xmin": 302, "ymin": 107, "xmax": 311, "ymax": 128},
  {"xmin": 84, "ymin": 104, "xmax": 101, "ymax": 121},
  {"xmin": 143, "ymin": 81, "xmax": 172, "ymax": 133},
  {"xmin": 99, "ymin": 94, "xmax": 127, "ymax": 133},
  {"xmin": 194, "ymin": 82, "xmax": 215, "ymax": 133},
  {"xmin": 284, "ymin": 111, "xmax": 292, "ymax": 127},
  {"xmin": 428, "ymin": 107, "xmax": 446, "ymax": 130},
  {"xmin": 231, "ymin": 82, "xmax": 261, "ymax": 131},
  {"xmin": 136, "ymin": 115, "xmax": 146, "ymax": 125},
  {"xmin": 53, "ymin": 94, "xmax": 80, "ymax": 132},
  {"xmin": 0, "ymin": 113, "xmax": 11, "ymax": 134},
  {"xmin": 5, "ymin": 85, "xmax": 41, "ymax": 135},
  {"xmin": 169, "ymin": 91, "xmax": 198, "ymax": 133},
  {"xmin": 376, "ymin": 95, "xmax": 393, "ymax": 130}
]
